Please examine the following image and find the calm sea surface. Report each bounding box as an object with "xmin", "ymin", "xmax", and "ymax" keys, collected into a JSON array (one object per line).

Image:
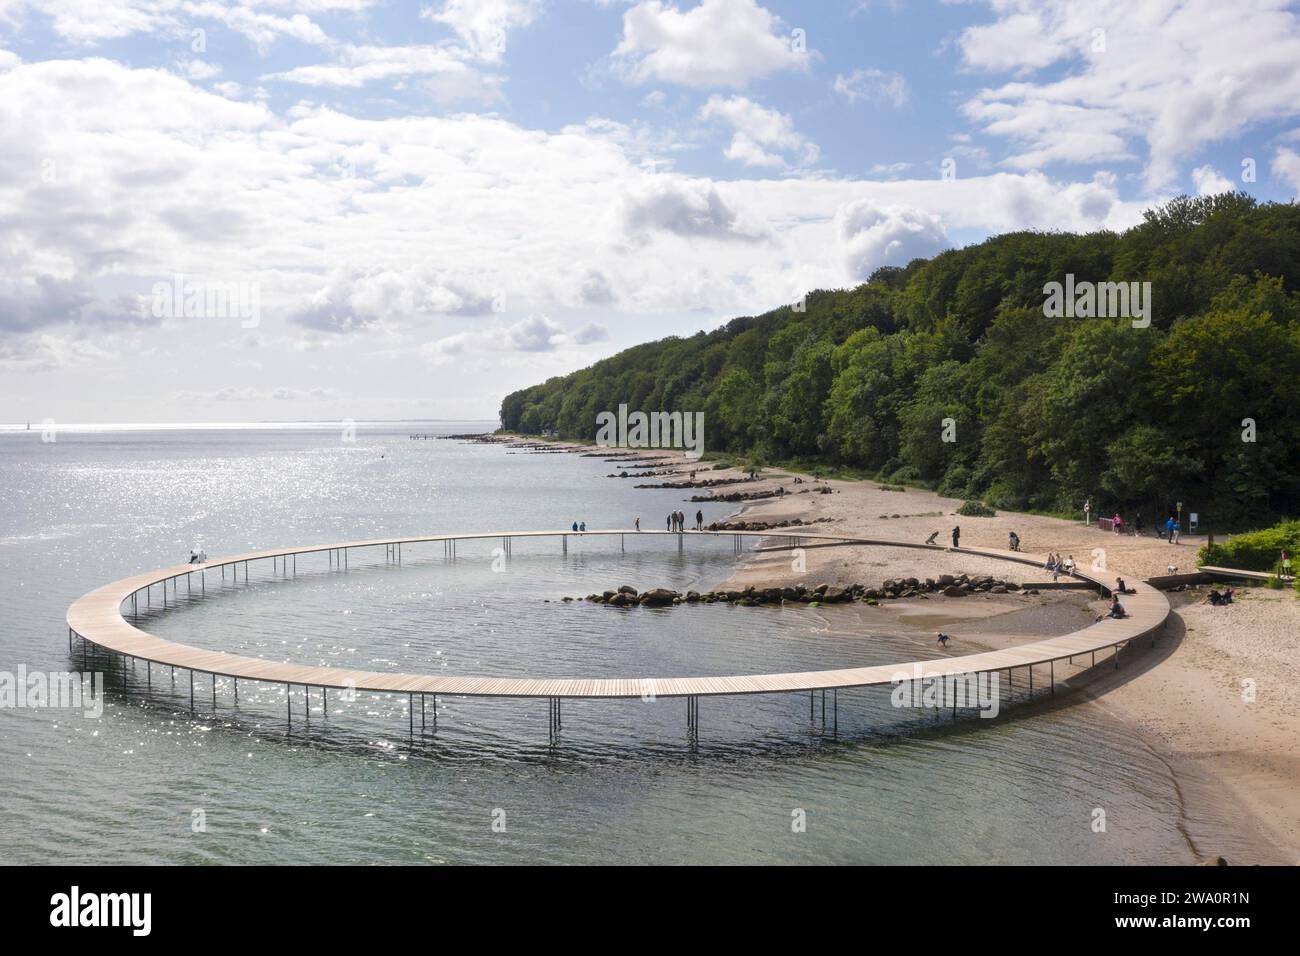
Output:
[{"xmin": 0, "ymin": 423, "xmax": 1240, "ymax": 863}]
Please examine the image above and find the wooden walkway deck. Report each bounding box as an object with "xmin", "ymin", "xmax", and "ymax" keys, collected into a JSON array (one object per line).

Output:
[
  {"xmin": 66, "ymin": 530, "xmax": 1169, "ymax": 708},
  {"xmin": 1199, "ymin": 565, "xmax": 1294, "ymax": 583}
]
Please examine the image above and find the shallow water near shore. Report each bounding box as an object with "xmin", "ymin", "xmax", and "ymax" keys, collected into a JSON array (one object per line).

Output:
[{"xmin": 0, "ymin": 423, "xmax": 1273, "ymax": 863}]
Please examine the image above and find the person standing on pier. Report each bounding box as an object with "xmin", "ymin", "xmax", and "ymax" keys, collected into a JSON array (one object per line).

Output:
[
  {"xmin": 696, "ymin": 509, "xmax": 703, "ymax": 530},
  {"xmin": 951, "ymin": 525, "xmax": 960, "ymax": 548}
]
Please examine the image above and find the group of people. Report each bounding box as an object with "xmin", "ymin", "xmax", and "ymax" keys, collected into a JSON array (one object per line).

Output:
[
  {"xmin": 1205, "ymin": 587, "xmax": 1236, "ymax": 606},
  {"xmin": 571, "ymin": 521, "xmax": 587, "ymax": 532},
  {"xmin": 924, "ymin": 526, "xmax": 962, "ymax": 547},
  {"xmin": 1044, "ymin": 552, "xmax": 1075, "ymax": 578},
  {"xmin": 665, "ymin": 510, "xmax": 703, "ymax": 532}
]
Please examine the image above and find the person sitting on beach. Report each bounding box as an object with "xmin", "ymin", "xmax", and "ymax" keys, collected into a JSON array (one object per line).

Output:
[
  {"xmin": 1096, "ymin": 596, "xmax": 1127, "ymax": 621},
  {"xmin": 1063, "ymin": 555, "xmax": 1075, "ymax": 573},
  {"xmin": 1114, "ymin": 577, "xmax": 1134, "ymax": 594},
  {"xmin": 1207, "ymin": 587, "xmax": 1236, "ymax": 606},
  {"xmin": 924, "ymin": 530, "xmax": 939, "ymax": 545},
  {"xmin": 572, "ymin": 521, "xmax": 578, "ymax": 532},
  {"xmin": 579, "ymin": 521, "xmax": 586, "ymax": 532},
  {"xmin": 936, "ymin": 632, "xmax": 951, "ymax": 647},
  {"xmin": 1045, "ymin": 552, "xmax": 1058, "ymax": 571}
]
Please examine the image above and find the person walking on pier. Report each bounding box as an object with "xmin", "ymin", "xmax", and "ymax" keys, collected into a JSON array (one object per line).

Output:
[
  {"xmin": 635, "ymin": 517, "xmax": 640, "ymax": 531},
  {"xmin": 666, "ymin": 515, "xmax": 672, "ymax": 531}
]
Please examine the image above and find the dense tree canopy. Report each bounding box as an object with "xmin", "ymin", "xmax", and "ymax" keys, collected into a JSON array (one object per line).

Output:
[{"xmin": 501, "ymin": 195, "xmax": 1300, "ymax": 527}]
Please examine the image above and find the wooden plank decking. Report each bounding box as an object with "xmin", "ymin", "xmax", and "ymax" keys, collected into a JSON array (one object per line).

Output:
[{"xmin": 67, "ymin": 530, "xmax": 1169, "ymax": 700}]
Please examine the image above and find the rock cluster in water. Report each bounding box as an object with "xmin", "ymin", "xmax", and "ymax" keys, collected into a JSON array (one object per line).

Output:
[
  {"xmin": 557, "ymin": 574, "xmax": 1038, "ymax": 607},
  {"xmin": 705, "ymin": 516, "xmax": 834, "ymax": 531}
]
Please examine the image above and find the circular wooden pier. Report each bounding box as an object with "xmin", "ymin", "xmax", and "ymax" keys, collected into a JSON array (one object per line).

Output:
[{"xmin": 65, "ymin": 529, "xmax": 1170, "ymax": 730}]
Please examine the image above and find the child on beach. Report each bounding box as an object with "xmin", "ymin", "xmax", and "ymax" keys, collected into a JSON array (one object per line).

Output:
[
  {"xmin": 924, "ymin": 531, "xmax": 939, "ymax": 545},
  {"xmin": 936, "ymin": 632, "xmax": 951, "ymax": 647}
]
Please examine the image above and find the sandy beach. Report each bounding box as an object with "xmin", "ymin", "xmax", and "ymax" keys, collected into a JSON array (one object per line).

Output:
[{"xmin": 507, "ymin": 437, "xmax": 1300, "ymax": 864}]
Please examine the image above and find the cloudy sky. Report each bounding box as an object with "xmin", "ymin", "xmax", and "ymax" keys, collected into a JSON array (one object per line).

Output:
[{"xmin": 3, "ymin": 0, "xmax": 1300, "ymax": 423}]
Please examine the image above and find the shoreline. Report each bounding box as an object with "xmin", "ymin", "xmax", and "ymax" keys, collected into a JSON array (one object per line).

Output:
[{"xmin": 487, "ymin": 433, "xmax": 1299, "ymax": 864}]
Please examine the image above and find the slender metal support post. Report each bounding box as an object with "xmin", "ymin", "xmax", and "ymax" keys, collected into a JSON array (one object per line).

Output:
[
  {"xmin": 409, "ymin": 693, "xmax": 413, "ymax": 735},
  {"xmin": 322, "ymin": 687, "xmax": 326, "ymax": 716},
  {"xmin": 212, "ymin": 673, "xmax": 216, "ymax": 708},
  {"xmin": 421, "ymin": 693, "xmax": 425, "ymax": 730},
  {"xmin": 1050, "ymin": 660, "xmax": 1055, "ymax": 694},
  {"xmin": 189, "ymin": 671, "xmax": 194, "ymax": 712},
  {"xmin": 833, "ymin": 688, "xmax": 838, "ymax": 735}
]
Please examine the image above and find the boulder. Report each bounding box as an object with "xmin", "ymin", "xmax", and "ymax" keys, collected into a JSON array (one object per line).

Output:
[
  {"xmin": 639, "ymin": 588, "xmax": 678, "ymax": 607},
  {"xmin": 943, "ymin": 586, "xmax": 967, "ymax": 597}
]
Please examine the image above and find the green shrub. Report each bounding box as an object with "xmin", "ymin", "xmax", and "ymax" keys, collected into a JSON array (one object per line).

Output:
[
  {"xmin": 1198, "ymin": 519, "xmax": 1300, "ymax": 571},
  {"xmin": 957, "ymin": 499, "xmax": 997, "ymax": 517}
]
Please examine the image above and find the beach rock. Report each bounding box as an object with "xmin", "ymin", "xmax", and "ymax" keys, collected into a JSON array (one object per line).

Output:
[
  {"xmin": 943, "ymin": 586, "xmax": 968, "ymax": 597},
  {"xmin": 938, "ymin": 574, "xmax": 955, "ymax": 586},
  {"xmin": 618, "ymin": 585, "xmax": 638, "ymax": 596},
  {"xmin": 609, "ymin": 592, "xmax": 633, "ymax": 607},
  {"xmin": 639, "ymin": 588, "xmax": 678, "ymax": 607},
  {"xmin": 990, "ymin": 585, "xmax": 1008, "ymax": 594}
]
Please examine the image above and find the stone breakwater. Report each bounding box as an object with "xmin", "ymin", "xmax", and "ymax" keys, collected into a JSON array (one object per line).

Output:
[{"xmin": 554, "ymin": 573, "xmax": 1040, "ymax": 608}]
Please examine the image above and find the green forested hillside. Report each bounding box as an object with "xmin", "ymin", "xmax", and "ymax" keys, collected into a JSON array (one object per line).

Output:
[{"xmin": 500, "ymin": 194, "xmax": 1300, "ymax": 525}]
